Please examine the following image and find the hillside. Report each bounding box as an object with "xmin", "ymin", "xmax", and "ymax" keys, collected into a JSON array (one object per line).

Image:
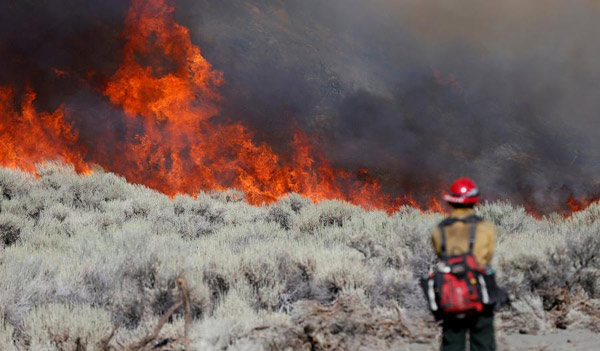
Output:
[{"xmin": 0, "ymin": 163, "xmax": 598, "ymax": 350}]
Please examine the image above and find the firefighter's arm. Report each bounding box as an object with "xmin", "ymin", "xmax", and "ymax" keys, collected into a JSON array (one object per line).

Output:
[{"xmin": 431, "ymin": 226, "xmax": 442, "ymax": 258}]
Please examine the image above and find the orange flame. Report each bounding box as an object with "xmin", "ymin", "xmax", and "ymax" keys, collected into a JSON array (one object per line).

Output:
[
  {"xmin": 105, "ymin": 0, "xmax": 397, "ymax": 210},
  {"xmin": 566, "ymin": 195, "xmax": 600, "ymax": 213},
  {"xmin": 0, "ymin": 86, "xmax": 89, "ymax": 173},
  {"xmin": 0, "ymin": 0, "xmax": 447, "ymax": 213},
  {"xmin": 4, "ymin": 0, "xmax": 584, "ymax": 217}
]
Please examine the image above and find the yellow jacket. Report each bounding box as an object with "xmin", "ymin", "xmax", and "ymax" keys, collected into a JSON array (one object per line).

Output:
[{"xmin": 431, "ymin": 208, "xmax": 496, "ymax": 266}]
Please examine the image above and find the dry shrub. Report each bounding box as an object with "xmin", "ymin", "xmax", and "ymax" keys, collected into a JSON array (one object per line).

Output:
[
  {"xmin": 246, "ymin": 295, "xmax": 412, "ymax": 351},
  {"xmin": 499, "ymin": 230, "xmax": 600, "ymax": 298},
  {"xmin": 266, "ymin": 205, "xmax": 293, "ymax": 230},
  {"xmin": 569, "ymin": 203, "xmax": 600, "ymax": 227},
  {"xmin": 19, "ymin": 304, "xmax": 112, "ymax": 350},
  {"xmin": 370, "ymin": 268, "xmax": 426, "ymax": 313},
  {"xmin": 0, "ymin": 164, "xmax": 599, "ymax": 348},
  {"xmin": 498, "ymin": 229, "xmax": 600, "ymax": 333},
  {"xmin": 0, "ymin": 213, "xmax": 22, "ymax": 247},
  {"xmin": 278, "ymin": 193, "xmax": 312, "ymax": 214},
  {"xmin": 502, "ymin": 294, "xmax": 549, "ymax": 334},
  {"xmin": 565, "ymin": 231, "xmax": 600, "ymax": 296},
  {"xmin": 208, "ymin": 189, "xmax": 245, "ymax": 203},
  {"xmin": 293, "ymin": 200, "xmax": 360, "ymax": 233},
  {"xmin": 0, "ymin": 315, "xmax": 17, "ymax": 351},
  {"xmin": 477, "ymin": 201, "xmax": 537, "ymax": 236},
  {"xmin": 0, "ymin": 168, "xmax": 32, "ymax": 201}
]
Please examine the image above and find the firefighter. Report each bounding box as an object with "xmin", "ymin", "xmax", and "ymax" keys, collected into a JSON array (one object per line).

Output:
[{"xmin": 430, "ymin": 178, "xmax": 497, "ymax": 351}]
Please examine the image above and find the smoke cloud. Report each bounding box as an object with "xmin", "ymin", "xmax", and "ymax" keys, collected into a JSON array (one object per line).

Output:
[{"xmin": 2, "ymin": 0, "xmax": 600, "ymax": 212}]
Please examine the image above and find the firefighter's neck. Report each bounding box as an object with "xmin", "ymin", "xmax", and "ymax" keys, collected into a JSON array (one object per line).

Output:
[{"xmin": 450, "ymin": 207, "xmax": 475, "ymax": 218}]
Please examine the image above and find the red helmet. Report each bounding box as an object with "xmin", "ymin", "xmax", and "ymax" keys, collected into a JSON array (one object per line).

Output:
[{"xmin": 443, "ymin": 177, "xmax": 480, "ymax": 204}]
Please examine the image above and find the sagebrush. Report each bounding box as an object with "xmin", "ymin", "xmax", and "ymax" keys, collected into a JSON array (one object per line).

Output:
[{"xmin": 0, "ymin": 163, "xmax": 598, "ymax": 350}]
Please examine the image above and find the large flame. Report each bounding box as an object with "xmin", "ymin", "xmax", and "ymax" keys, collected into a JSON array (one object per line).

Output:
[
  {"xmin": 0, "ymin": 0, "xmax": 396, "ymax": 211},
  {"xmin": 100, "ymin": 0, "xmax": 394, "ymax": 209},
  {"xmin": 0, "ymin": 86, "xmax": 89, "ymax": 173},
  {"xmin": 1, "ymin": 0, "xmax": 595, "ymax": 215}
]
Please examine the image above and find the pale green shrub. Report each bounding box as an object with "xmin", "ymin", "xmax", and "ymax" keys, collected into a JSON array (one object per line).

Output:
[
  {"xmin": 498, "ymin": 230, "xmax": 600, "ymax": 298},
  {"xmin": 0, "ymin": 164, "xmax": 598, "ymax": 347},
  {"xmin": 208, "ymin": 189, "xmax": 245, "ymax": 204},
  {"xmin": 568, "ymin": 203, "xmax": 600, "ymax": 227},
  {"xmin": 277, "ymin": 193, "xmax": 312, "ymax": 214},
  {"xmin": 510, "ymin": 294, "xmax": 550, "ymax": 333},
  {"xmin": 292, "ymin": 199, "xmax": 362, "ymax": 233},
  {"xmin": 0, "ymin": 315, "xmax": 17, "ymax": 351},
  {"xmin": 0, "ymin": 167, "xmax": 33, "ymax": 201},
  {"xmin": 0, "ymin": 213, "xmax": 24, "ymax": 247},
  {"xmin": 477, "ymin": 201, "xmax": 538, "ymax": 237},
  {"xmin": 20, "ymin": 304, "xmax": 112, "ymax": 351},
  {"xmin": 266, "ymin": 204, "xmax": 293, "ymax": 230}
]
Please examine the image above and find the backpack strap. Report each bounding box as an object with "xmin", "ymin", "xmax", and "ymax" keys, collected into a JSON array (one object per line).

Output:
[
  {"xmin": 468, "ymin": 222, "xmax": 477, "ymax": 254},
  {"xmin": 440, "ymin": 225, "xmax": 447, "ymax": 258},
  {"xmin": 438, "ymin": 215, "xmax": 482, "ymax": 256}
]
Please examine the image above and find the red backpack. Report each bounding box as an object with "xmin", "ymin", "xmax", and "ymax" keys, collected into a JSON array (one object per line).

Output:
[{"xmin": 421, "ymin": 216, "xmax": 490, "ymax": 319}]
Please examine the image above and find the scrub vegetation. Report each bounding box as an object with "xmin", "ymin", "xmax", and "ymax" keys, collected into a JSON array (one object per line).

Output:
[{"xmin": 0, "ymin": 163, "xmax": 598, "ymax": 350}]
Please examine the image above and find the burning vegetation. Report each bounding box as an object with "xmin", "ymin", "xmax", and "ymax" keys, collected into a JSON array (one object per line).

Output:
[
  {"xmin": 0, "ymin": 0, "xmax": 394, "ymax": 211},
  {"xmin": 1, "ymin": 0, "xmax": 599, "ymax": 214},
  {"xmin": 0, "ymin": 87, "xmax": 88, "ymax": 173}
]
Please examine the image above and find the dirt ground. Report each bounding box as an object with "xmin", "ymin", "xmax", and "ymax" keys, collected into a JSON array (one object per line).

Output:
[
  {"xmin": 250, "ymin": 296, "xmax": 600, "ymax": 351},
  {"xmin": 499, "ymin": 329, "xmax": 600, "ymax": 351},
  {"xmin": 409, "ymin": 329, "xmax": 600, "ymax": 351}
]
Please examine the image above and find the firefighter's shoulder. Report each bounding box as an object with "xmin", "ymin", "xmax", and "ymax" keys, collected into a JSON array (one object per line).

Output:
[{"xmin": 476, "ymin": 218, "xmax": 496, "ymax": 238}]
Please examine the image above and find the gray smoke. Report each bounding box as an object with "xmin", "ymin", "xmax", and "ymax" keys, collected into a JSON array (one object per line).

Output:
[
  {"xmin": 2, "ymin": 0, "xmax": 600, "ymax": 212},
  {"xmin": 177, "ymin": 0, "xmax": 600, "ymax": 212}
]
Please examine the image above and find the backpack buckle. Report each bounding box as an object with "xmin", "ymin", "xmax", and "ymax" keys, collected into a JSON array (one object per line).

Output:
[
  {"xmin": 436, "ymin": 262, "xmax": 451, "ymax": 273},
  {"xmin": 451, "ymin": 262, "xmax": 467, "ymax": 275}
]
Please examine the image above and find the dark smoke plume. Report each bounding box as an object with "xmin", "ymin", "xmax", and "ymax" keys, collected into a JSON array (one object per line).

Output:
[{"xmin": 2, "ymin": 0, "xmax": 600, "ymax": 212}]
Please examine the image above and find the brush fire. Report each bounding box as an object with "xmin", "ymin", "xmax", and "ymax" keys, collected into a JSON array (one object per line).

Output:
[
  {"xmin": 2, "ymin": 2, "xmax": 600, "ymax": 350},
  {"xmin": 1, "ymin": 0, "xmax": 397, "ymax": 211},
  {"xmin": 1, "ymin": 0, "xmax": 599, "ymax": 214}
]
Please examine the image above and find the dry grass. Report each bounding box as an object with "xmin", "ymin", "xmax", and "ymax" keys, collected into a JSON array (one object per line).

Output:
[{"xmin": 0, "ymin": 162, "xmax": 598, "ymax": 350}]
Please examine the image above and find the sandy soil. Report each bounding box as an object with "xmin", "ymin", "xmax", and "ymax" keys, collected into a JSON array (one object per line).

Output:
[
  {"xmin": 409, "ymin": 329, "xmax": 600, "ymax": 351},
  {"xmin": 499, "ymin": 329, "xmax": 600, "ymax": 351}
]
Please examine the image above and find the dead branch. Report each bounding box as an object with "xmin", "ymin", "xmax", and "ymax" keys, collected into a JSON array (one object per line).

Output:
[
  {"xmin": 178, "ymin": 277, "xmax": 192, "ymax": 351},
  {"xmin": 95, "ymin": 324, "xmax": 119, "ymax": 351},
  {"xmin": 126, "ymin": 301, "xmax": 183, "ymax": 351}
]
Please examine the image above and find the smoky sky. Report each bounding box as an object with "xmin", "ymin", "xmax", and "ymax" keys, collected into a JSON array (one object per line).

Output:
[{"xmin": 2, "ymin": 0, "xmax": 600, "ymax": 212}]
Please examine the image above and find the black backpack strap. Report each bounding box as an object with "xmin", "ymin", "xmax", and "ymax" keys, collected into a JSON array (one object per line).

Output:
[
  {"xmin": 462, "ymin": 215, "xmax": 483, "ymax": 224},
  {"xmin": 439, "ymin": 217, "xmax": 460, "ymax": 227},
  {"xmin": 465, "ymin": 215, "xmax": 482, "ymax": 255},
  {"xmin": 468, "ymin": 222, "xmax": 477, "ymax": 254},
  {"xmin": 438, "ymin": 218, "xmax": 458, "ymax": 257},
  {"xmin": 440, "ymin": 225, "xmax": 447, "ymax": 257}
]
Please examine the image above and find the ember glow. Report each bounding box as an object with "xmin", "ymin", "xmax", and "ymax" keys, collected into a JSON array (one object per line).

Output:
[
  {"xmin": 0, "ymin": 0, "xmax": 396, "ymax": 211},
  {"xmin": 566, "ymin": 196, "xmax": 600, "ymax": 213}
]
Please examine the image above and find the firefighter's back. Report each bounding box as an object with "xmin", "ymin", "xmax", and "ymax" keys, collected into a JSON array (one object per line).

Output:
[{"xmin": 431, "ymin": 207, "xmax": 496, "ymax": 266}]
